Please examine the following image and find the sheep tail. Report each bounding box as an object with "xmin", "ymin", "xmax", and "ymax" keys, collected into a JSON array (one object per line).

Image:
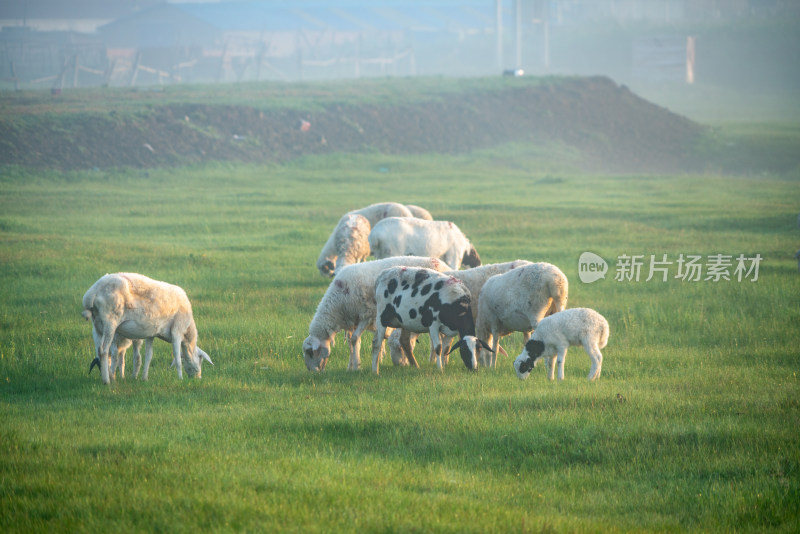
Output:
[
  {"xmin": 81, "ymin": 293, "xmax": 94, "ymax": 321},
  {"xmin": 598, "ymin": 319, "xmax": 610, "ymax": 350},
  {"xmin": 546, "ymin": 274, "xmax": 568, "ymax": 316}
]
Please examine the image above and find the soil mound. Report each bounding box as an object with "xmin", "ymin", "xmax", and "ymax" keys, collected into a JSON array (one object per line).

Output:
[{"xmin": 1, "ymin": 76, "xmax": 702, "ymax": 172}]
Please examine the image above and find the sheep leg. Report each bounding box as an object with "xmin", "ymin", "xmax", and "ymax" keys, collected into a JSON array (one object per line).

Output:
[
  {"xmin": 172, "ymin": 339, "xmax": 184, "ymax": 379},
  {"xmin": 128, "ymin": 339, "xmax": 142, "ymax": 379},
  {"xmin": 132, "ymin": 339, "xmax": 143, "ymax": 379},
  {"xmin": 348, "ymin": 320, "xmax": 369, "ymax": 371},
  {"xmin": 112, "ymin": 341, "xmax": 124, "ymax": 380},
  {"xmin": 477, "ymin": 331, "xmax": 491, "ymax": 368},
  {"xmin": 556, "ymin": 346, "xmax": 568, "ymax": 381},
  {"xmin": 97, "ymin": 325, "xmax": 116, "ymax": 385},
  {"xmin": 545, "ymin": 356, "xmax": 557, "ymax": 381},
  {"xmin": 430, "ymin": 327, "xmax": 443, "ymax": 371},
  {"xmin": 490, "ymin": 333, "xmax": 501, "ymax": 369},
  {"xmin": 140, "ymin": 338, "xmax": 155, "ymax": 380},
  {"xmin": 585, "ymin": 342, "xmax": 603, "ymax": 381},
  {"xmin": 400, "ymin": 330, "xmax": 419, "ymax": 368},
  {"xmin": 371, "ymin": 325, "xmax": 387, "ymax": 375},
  {"xmin": 441, "ymin": 335, "xmax": 453, "ymax": 366}
]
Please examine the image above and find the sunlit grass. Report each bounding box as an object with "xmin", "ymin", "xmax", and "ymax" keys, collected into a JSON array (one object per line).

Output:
[{"xmin": 1, "ymin": 147, "xmax": 799, "ymax": 532}]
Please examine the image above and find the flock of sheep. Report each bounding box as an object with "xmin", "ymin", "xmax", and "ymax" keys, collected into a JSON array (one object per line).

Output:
[{"xmin": 82, "ymin": 201, "xmax": 609, "ymax": 385}]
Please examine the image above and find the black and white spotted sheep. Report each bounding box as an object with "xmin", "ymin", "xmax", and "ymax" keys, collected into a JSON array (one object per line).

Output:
[
  {"xmin": 513, "ymin": 308, "xmax": 610, "ymax": 382},
  {"xmin": 371, "ymin": 266, "xmax": 486, "ymax": 374}
]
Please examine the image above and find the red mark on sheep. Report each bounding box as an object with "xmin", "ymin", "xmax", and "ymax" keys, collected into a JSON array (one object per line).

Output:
[{"xmin": 335, "ymin": 280, "xmax": 350, "ymax": 294}]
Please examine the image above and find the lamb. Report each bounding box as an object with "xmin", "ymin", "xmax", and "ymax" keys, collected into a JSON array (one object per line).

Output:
[
  {"xmin": 316, "ymin": 213, "xmax": 371, "ymax": 277},
  {"xmin": 82, "ymin": 272, "xmax": 213, "ymax": 384},
  {"xmin": 302, "ymin": 256, "xmax": 450, "ymax": 372},
  {"xmin": 372, "ymin": 266, "xmax": 485, "ymax": 374},
  {"xmin": 513, "ymin": 308, "xmax": 609, "ymax": 381},
  {"xmin": 369, "ymin": 217, "xmax": 481, "ymax": 271},
  {"xmin": 387, "ymin": 260, "xmax": 533, "ymax": 366},
  {"xmin": 316, "ymin": 202, "xmax": 416, "ymax": 277},
  {"xmin": 476, "ymin": 262, "xmax": 568, "ymax": 371}
]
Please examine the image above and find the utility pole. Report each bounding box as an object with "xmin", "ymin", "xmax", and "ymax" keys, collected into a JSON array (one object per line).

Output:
[
  {"xmin": 495, "ymin": 0, "xmax": 503, "ymax": 70},
  {"xmin": 515, "ymin": 0, "xmax": 522, "ymax": 68}
]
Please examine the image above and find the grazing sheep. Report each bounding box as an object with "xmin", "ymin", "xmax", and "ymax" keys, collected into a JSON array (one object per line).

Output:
[
  {"xmin": 372, "ymin": 266, "xmax": 480, "ymax": 374},
  {"xmin": 369, "ymin": 217, "xmax": 481, "ymax": 271},
  {"xmin": 513, "ymin": 308, "xmax": 609, "ymax": 381},
  {"xmin": 316, "ymin": 213, "xmax": 371, "ymax": 277},
  {"xmin": 82, "ymin": 272, "xmax": 213, "ymax": 385},
  {"xmin": 316, "ymin": 202, "xmax": 415, "ymax": 277},
  {"xmin": 476, "ymin": 262, "xmax": 568, "ymax": 370},
  {"xmin": 405, "ymin": 204, "xmax": 433, "ymax": 220},
  {"xmin": 388, "ymin": 260, "xmax": 533, "ymax": 366},
  {"xmin": 303, "ymin": 256, "xmax": 450, "ymax": 372}
]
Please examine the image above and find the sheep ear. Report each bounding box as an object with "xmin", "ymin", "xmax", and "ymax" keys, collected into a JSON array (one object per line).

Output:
[
  {"xmin": 477, "ymin": 339, "xmax": 495, "ymax": 353},
  {"xmin": 496, "ymin": 344, "xmax": 508, "ymax": 357},
  {"xmin": 526, "ymin": 339, "xmax": 545, "ymax": 358},
  {"xmin": 311, "ymin": 338, "xmax": 321, "ymax": 351},
  {"xmin": 197, "ymin": 348, "xmax": 213, "ymax": 366},
  {"xmin": 446, "ymin": 339, "xmax": 465, "ymax": 356},
  {"xmin": 88, "ymin": 357, "xmax": 100, "ymax": 375}
]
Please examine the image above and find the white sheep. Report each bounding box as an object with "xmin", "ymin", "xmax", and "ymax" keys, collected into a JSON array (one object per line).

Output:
[
  {"xmin": 316, "ymin": 202, "xmax": 416, "ymax": 277},
  {"xmin": 513, "ymin": 307, "xmax": 609, "ymax": 381},
  {"xmin": 369, "ymin": 217, "xmax": 481, "ymax": 271},
  {"xmin": 476, "ymin": 262, "xmax": 568, "ymax": 371},
  {"xmin": 316, "ymin": 213, "xmax": 371, "ymax": 277},
  {"xmin": 372, "ymin": 266, "xmax": 483, "ymax": 374},
  {"xmin": 82, "ymin": 272, "xmax": 213, "ymax": 384},
  {"xmin": 388, "ymin": 260, "xmax": 532, "ymax": 366},
  {"xmin": 302, "ymin": 256, "xmax": 450, "ymax": 372}
]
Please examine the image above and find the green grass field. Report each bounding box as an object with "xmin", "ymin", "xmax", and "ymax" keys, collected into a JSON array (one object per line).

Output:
[{"xmin": 2, "ymin": 92, "xmax": 800, "ymax": 531}]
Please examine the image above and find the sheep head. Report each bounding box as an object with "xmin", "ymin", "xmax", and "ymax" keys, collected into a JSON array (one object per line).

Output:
[
  {"xmin": 513, "ymin": 339, "xmax": 545, "ymax": 379},
  {"xmin": 302, "ymin": 335, "xmax": 331, "ymax": 372},
  {"xmin": 317, "ymin": 258, "xmax": 337, "ymax": 278},
  {"xmin": 462, "ymin": 245, "xmax": 482, "ymax": 268},
  {"xmin": 446, "ymin": 336, "xmax": 493, "ymax": 371}
]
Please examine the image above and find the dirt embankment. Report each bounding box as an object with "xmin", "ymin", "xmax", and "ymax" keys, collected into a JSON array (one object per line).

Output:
[{"xmin": 0, "ymin": 77, "xmax": 703, "ymax": 172}]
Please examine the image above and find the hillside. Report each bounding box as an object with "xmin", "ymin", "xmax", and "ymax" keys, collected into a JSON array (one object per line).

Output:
[{"xmin": 0, "ymin": 76, "xmax": 704, "ymax": 172}]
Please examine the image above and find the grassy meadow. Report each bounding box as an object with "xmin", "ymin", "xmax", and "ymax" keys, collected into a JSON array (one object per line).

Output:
[{"xmin": 2, "ymin": 110, "xmax": 800, "ymax": 531}]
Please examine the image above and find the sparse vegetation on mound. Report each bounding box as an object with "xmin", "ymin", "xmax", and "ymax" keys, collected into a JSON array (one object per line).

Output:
[{"xmin": 1, "ymin": 76, "xmax": 707, "ymax": 173}]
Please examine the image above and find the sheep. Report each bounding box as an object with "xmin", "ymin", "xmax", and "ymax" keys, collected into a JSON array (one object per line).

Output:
[
  {"xmin": 371, "ymin": 266, "xmax": 485, "ymax": 374},
  {"xmin": 316, "ymin": 202, "xmax": 416, "ymax": 277},
  {"xmin": 302, "ymin": 256, "xmax": 450, "ymax": 372},
  {"xmin": 82, "ymin": 272, "xmax": 213, "ymax": 384},
  {"xmin": 387, "ymin": 259, "xmax": 533, "ymax": 366},
  {"xmin": 316, "ymin": 213, "xmax": 371, "ymax": 277},
  {"xmin": 476, "ymin": 262, "xmax": 568, "ymax": 371},
  {"xmin": 369, "ymin": 217, "xmax": 481, "ymax": 271},
  {"xmin": 513, "ymin": 307, "xmax": 609, "ymax": 381}
]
